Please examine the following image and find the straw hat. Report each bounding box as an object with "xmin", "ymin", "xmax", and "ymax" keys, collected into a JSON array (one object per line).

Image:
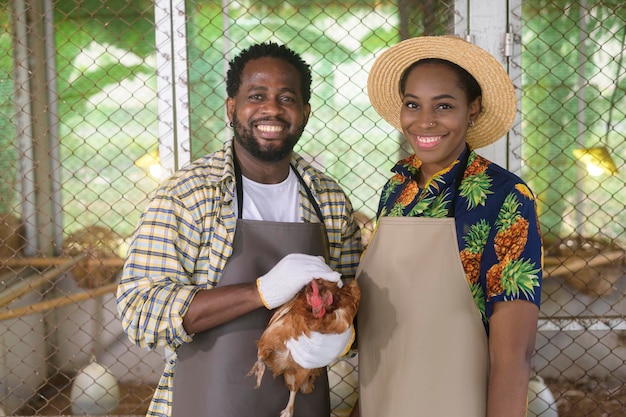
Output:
[{"xmin": 367, "ymin": 36, "xmax": 517, "ymax": 149}]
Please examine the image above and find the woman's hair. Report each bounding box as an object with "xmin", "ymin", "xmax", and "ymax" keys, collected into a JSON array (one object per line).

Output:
[
  {"xmin": 399, "ymin": 58, "xmax": 482, "ymax": 103},
  {"xmin": 226, "ymin": 42, "xmax": 312, "ymax": 104}
]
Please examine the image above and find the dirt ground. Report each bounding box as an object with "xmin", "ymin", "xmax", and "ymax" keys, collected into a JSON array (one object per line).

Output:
[
  {"xmin": 18, "ymin": 374, "xmax": 626, "ymax": 416},
  {"xmin": 17, "ymin": 374, "xmax": 154, "ymax": 416},
  {"xmin": 546, "ymin": 377, "xmax": 626, "ymax": 417}
]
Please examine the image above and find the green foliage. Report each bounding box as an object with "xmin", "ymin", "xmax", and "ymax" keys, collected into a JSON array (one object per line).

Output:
[
  {"xmin": 0, "ymin": 8, "xmax": 15, "ymax": 214},
  {"xmin": 52, "ymin": 3, "xmax": 158, "ymax": 237},
  {"xmin": 0, "ymin": 0, "xmax": 623, "ymax": 246},
  {"xmin": 361, "ymin": 27, "xmax": 399, "ymax": 53},
  {"xmin": 521, "ymin": 1, "xmax": 626, "ymax": 243}
]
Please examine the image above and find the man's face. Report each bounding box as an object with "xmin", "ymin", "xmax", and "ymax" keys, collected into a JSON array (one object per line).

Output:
[{"xmin": 226, "ymin": 57, "xmax": 310, "ymax": 162}]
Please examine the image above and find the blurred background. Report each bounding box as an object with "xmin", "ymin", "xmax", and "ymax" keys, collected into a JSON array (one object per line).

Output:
[{"xmin": 0, "ymin": 0, "xmax": 624, "ymax": 416}]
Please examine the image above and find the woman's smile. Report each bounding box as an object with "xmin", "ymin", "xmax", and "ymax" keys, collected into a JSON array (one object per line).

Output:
[
  {"xmin": 400, "ymin": 62, "xmax": 480, "ymax": 180},
  {"xmin": 413, "ymin": 134, "xmax": 444, "ymax": 149}
]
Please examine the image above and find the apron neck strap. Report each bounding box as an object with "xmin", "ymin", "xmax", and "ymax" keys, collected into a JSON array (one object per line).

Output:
[
  {"xmin": 233, "ymin": 149, "xmax": 324, "ymax": 222},
  {"xmin": 293, "ymin": 167, "xmax": 325, "ymax": 223},
  {"xmin": 233, "ymin": 148, "xmax": 245, "ymax": 219}
]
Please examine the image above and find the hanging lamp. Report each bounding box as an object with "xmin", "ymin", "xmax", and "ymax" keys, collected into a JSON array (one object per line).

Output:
[{"xmin": 573, "ymin": 146, "xmax": 619, "ymax": 176}]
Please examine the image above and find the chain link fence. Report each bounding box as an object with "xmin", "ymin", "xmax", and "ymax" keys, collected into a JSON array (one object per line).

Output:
[{"xmin": 0, "ymin": 0, "xmax": 624, "ymax": 416}]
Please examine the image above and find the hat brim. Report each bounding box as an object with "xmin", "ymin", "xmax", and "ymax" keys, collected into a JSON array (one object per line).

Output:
[{"xmin": 367, "ymin": 36, "xmax": 517, "ymax": 149}]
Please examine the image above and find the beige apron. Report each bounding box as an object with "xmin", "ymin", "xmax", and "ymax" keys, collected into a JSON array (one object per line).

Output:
[{"xmin": 356, "ymin": 216, "xmax": 488, "ymax": 417}]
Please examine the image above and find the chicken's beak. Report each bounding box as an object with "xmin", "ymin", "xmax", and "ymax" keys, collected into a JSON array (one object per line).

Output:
[{"xmin": 312, "ymin": 305, "xmax": 326, "ymax": 319}]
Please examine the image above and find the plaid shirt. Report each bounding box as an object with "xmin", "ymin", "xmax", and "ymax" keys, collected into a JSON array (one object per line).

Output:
[{"xmin": 116, "ymin": 139, "xmax": 362, "ymax": 417}]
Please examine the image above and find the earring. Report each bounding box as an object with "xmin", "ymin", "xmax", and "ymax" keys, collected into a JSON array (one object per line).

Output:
[
  {"xmin": 468, "ymin": 120, "xmax": 475, "ymax": 127},
  {"xmin": 229, "ymin": 122, "xmax": 233, "ymax": 128}
]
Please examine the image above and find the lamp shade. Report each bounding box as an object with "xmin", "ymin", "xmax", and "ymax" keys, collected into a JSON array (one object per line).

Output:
[{"xmin": 573, "ymin": 146, "xmax": 619, "ymax": 176}]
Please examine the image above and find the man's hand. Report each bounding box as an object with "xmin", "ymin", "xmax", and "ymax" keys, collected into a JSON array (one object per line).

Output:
[
  {"xmin": 286, "ymin": 326, "xmax": 355, "ymax": 369},
  {"xmin": 257, "ymin": 253, "xmax": 341, "ymax": 309}
]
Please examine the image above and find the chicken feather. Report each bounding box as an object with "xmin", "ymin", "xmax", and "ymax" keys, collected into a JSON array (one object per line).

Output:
[{"xmin": 248, "ymin": 278, "xmax": 360, "ymax": 417}]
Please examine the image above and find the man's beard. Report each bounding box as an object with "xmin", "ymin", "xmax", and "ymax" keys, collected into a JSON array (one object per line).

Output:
[{"xmin": 231, "ymin": 114, "xmax": 303, "ymax": 162}]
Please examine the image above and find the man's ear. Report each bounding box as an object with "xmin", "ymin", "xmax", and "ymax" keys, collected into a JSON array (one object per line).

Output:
[
  {"xmin": 302, "ymin": 103, "xmax": 311, "ymax": 127},
  {"xmin": 226, "ymin": 97, "xmax": 235, "ymax": 123}
]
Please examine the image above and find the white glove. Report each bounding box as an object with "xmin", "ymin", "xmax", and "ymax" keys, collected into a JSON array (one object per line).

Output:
[
  {"xmin": 257, "ymin": 253, "xmax": 341, "ymax": 309},
  {"xmin": 286, "ymin": 326, "xmax": 355, "ymax": 369}
]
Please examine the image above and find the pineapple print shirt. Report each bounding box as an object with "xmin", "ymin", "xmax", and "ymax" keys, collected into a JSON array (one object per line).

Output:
[{"xmin": 377, "ymin": 147, "xmax": 542, "ymax": 332}]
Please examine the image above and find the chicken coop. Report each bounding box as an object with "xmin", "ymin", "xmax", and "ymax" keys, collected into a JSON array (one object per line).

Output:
[{"xmin": 0, "ymin": 0, "xmax": 624, "ymax": 416}]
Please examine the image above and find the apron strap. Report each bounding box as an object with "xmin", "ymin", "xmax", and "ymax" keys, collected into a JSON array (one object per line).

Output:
[
  {"xmin": 233, "ymin": 149, "xmax": 324, "ymax": 222},
  {"xmin": 233, "ymin": 149, "xmax": 245, "ymax": 219},
  {"xmin": 292, "ymin": 165, "xmax": 324, "ymax": 222}
]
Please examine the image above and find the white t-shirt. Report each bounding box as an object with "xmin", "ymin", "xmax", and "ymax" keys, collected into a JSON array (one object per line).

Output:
[{"xmin": 240, "ymin": 168, "xmax": 301, "ymax": 222}]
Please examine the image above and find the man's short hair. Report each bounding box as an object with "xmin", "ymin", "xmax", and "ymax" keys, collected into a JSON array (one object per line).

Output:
[{"xmin": 226, "ymin": 42, "xmax": 312, "ymax": 104}]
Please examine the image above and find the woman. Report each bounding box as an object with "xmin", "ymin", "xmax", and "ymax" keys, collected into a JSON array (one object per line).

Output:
[{"xmin": 352, "ymin": 36, "xmax": 542, "ymax": 417}]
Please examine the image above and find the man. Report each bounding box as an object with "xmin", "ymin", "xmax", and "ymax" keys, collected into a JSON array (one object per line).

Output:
[{"xmin": 116, "ymin": 42, "xmax": 362, "ymax": 417}]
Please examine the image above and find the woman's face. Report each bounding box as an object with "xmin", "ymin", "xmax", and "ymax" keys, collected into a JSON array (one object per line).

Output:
[{"xmin": 399, "ymin": 62, "xmax": 481, "ymax": 176}]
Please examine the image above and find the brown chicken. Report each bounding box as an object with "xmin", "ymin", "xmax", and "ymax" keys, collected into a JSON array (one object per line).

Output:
[{"xmin": 248, "ymin": 277, "xmax": 360, "ymax": 417}]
